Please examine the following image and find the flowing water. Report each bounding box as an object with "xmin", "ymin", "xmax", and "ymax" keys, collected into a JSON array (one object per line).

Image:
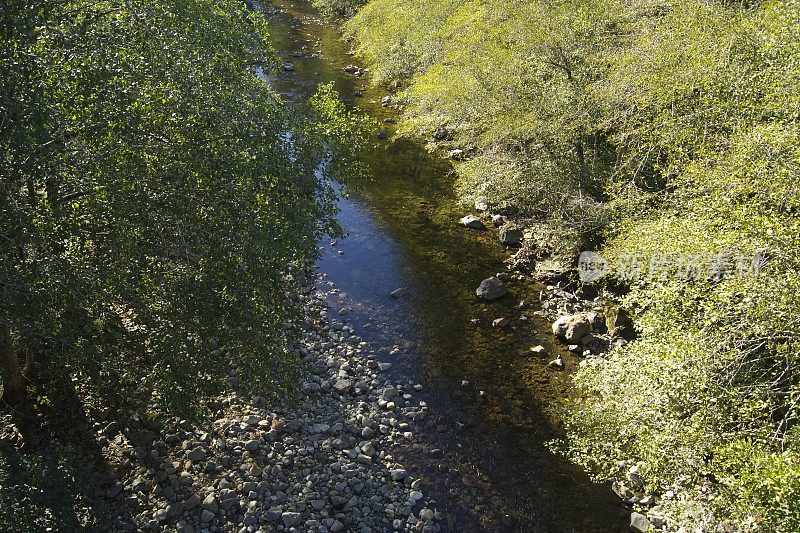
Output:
[{"xmin": 264, "ymin": 2, "xmax": 626, "ymax": 531}]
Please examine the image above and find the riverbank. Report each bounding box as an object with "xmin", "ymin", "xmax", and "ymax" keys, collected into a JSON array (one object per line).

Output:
[
  {"xmin": 0, "ymin": 276, "xmax": 437, "ymax": 532},
  {"xmin": 101, "ymin": 280, "xmax": 446, "ymax": 532}
]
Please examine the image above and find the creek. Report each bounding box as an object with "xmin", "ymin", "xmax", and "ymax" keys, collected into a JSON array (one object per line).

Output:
[{"xmin": 265, "ymin": 2, "xmax": 625, "ymax": 530}]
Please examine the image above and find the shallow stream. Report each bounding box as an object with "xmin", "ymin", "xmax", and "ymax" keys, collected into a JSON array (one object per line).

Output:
[{"xmin": 265, "ymin": 2, "xmax": 625, "ymax": 530}]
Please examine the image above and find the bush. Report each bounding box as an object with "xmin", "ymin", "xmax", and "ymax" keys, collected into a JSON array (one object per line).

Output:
[{"xmin": 568, "ymin": 1, "xmax": 800, "ymax": 529}]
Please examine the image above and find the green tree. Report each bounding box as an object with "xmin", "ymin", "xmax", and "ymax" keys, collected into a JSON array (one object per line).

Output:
[{"xmin": 0, "ymin": 0, "xmax": 364, "ymax": 444}]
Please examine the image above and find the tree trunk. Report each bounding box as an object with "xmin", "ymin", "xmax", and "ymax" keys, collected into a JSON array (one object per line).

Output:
[{"xmin": 0, "ymin": 320, "xmax": 37, "ymax": 447}]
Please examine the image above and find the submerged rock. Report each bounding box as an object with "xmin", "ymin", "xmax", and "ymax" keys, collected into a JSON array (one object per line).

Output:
[
  {"xmin": 476, "ymin": 277, "xmax": 508, "ymax": 301},
  {"xmin": 391, "ymin": 287, "xmax": 408, "ymax": 299},
  {"xmin": 492, "ymin": 317, "xmax": 509, "ymax": 328}
]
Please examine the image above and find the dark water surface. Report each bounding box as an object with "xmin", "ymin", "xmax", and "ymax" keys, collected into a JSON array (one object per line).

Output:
[{"xmin": 264, "ymin": 2, "xmax": 626, "ymax": 531}]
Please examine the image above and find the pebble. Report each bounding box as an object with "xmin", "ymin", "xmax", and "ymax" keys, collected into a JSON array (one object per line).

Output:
[
  {"xmin": 492, "ymin": 317, "xmax": 509, "ymax": 328},
  {"xmin": 187, "ymin": 446, "xmax": 206, "ymax": 462},
  {"xmin": 281, "ymin": 512, "xmax": 302, "ymax": 527},
  {"xmin": 390, "ymin": 469, "xmax": 408, "ymax": 481},
  {"xmin": 459, "ymin": 214, "xmax": 485, "ymax": 229}
]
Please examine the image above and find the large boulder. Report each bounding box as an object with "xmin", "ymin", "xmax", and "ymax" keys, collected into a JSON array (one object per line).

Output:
[
  {"xmin": 552, "ymin": 314, "xmax": 590, "ymax": 343},
  {"xmin": 460, "ymin": 214, "xmax": 485, "ymax": 229},
  {"xmin": 476, "ymin": 277, "xmax": 508, "ymax": 301}
]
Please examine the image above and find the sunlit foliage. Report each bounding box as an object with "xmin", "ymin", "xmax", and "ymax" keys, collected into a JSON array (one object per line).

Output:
[
  {"xmin": 0, "ymin": 0, "xmax": 363, "ymax": 433},
  {"xmin": 344, "ymin": 0, "xmax": 800, "ymax": 528}
]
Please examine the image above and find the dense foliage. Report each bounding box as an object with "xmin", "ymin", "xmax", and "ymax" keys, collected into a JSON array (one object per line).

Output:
[
  {"xmin": 0, "ymin": 0, "xmax": 363, "ymax": 440},
  {"xmin": 312, "ymin": 0, "xmax": 365, "ymax": 16},
  {"xmin": 341, "ymin": 0, "xmax": 800, "ymax": 529}
]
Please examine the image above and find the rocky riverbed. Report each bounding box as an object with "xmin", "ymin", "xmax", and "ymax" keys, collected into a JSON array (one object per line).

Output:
[{"xmin": 100, "ymin": 280, "xmax": 442, "ymax": 532}]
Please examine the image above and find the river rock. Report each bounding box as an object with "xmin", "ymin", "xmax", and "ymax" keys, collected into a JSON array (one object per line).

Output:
[
  {"xmin": 166, "ymin": 502, "xmax": 184, "ymax": 518},
  {"xmin": 187, "ymin": 446, "xmax": 206, "ymax": 462},
  {"xmin": 492, "ymin": 317, "xmax": 508, "ymax": 328},
  {"xmin": 390, "ymin": 468, "xmax": 408, "ymax": 481},
  {"xmin": 548, "ymin": 355, "xmax": 565, "ymax": 369},
  {"xmin": 331, "ymin": 494, "xmax": 349, "ymax": 510},
  {"xmin": 630, "ymin": 512, "xmax": 652, "ymax": 533},
  {"xmin": 218, "ymin": 488, "xmax": 237, "ymax": 510},
  {"xmin": 474, "ymin": 198, "xmax": 489, "ymax": 212},
  {"xmin": 499, "ymin": 226, "xmax": 523, "ymax": 245},
  {"xmin": 201, "ymin": 494, "xmax": 219, "ymax": 514},
  {"xmin": 459, "ymin": 215, "xmax": 485, "ymax": 229},
  {"xmin": 552, "ymin": 314, "xmax": 590, "ymax": 343},
  {"xmin": 184, "ymin": 494, "xmax": 201, "ymax": 510},
  {"xmin": 530, "ymin": 345, "xmax": 547, "ymax": 355},
  {"xmin": 476, "ymin": 277, "xmax": 507, "ymax": 301},
  {"xmin": 333, "ymin": 379, "xmax": 352, "ymax": 393},
  {"xmin": 491, "ymin": 214, "xmax": 505, "ymax": 227},
  {"xmin": 391, "ymin": 287, "xmax": 408, "ymax": 299},
  {"xmin": 281, "ymin": 512, "xmax": 302, "ymax": 527}
]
